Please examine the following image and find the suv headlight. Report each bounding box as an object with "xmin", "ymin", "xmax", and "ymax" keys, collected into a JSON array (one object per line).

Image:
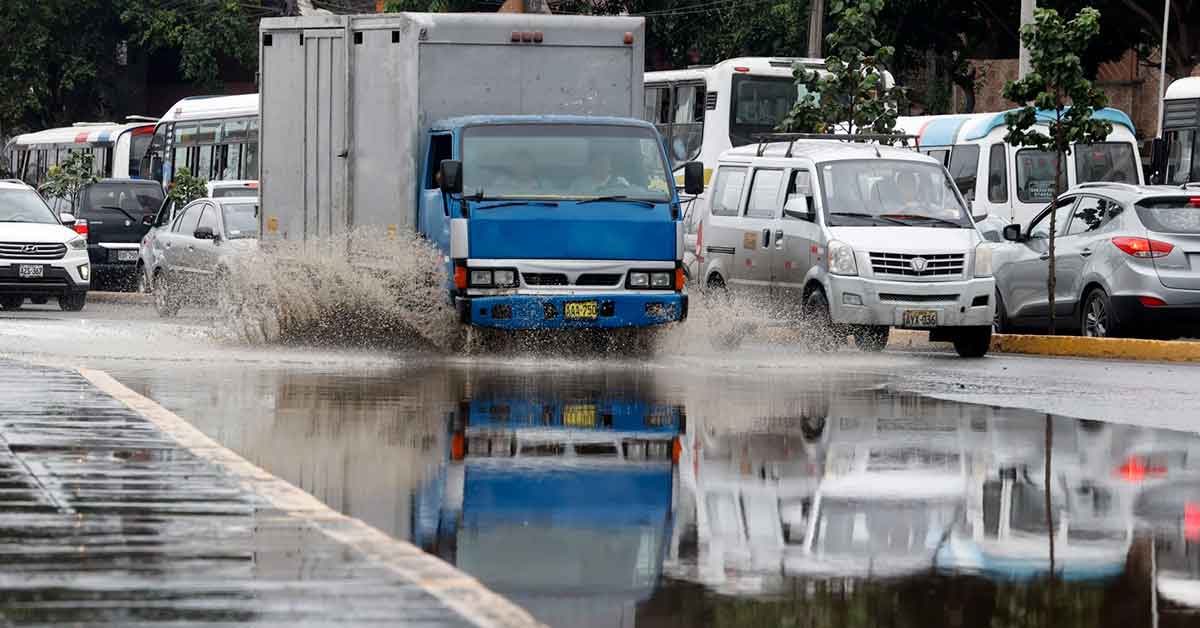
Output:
[
  {"xmin": 67, "ymin": 237, "xmax": 87, "ymax": 250},
  {"xmin": 974, "ymin": 242, "xmax": 994, "ymax": 277},
  {"xmin": 827, "ymin": 240, "xmax": 858, "ymax": 276}
]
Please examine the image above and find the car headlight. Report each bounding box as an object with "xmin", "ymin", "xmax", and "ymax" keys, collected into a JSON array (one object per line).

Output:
[
  {"xmin": 827, "ymin": 240, "xmax": 858, "ymax": 276},
  {"xmin": 493, "ymin": 269, "xmax": 517, "ymax": 287},
  {"xmin": 629, "ymin": 272, "xmax": 649, "ymax": 287},
  {"xmin": 67, "ymin": 237, "xmax": 87, "ymax": 250},
  {"xmin": 469, "ymin": 269, "xmax": 493, "ymax": 287},
  {"xmin": 975, "ymin": 242, "xmax": 994, "ymax": 277}
]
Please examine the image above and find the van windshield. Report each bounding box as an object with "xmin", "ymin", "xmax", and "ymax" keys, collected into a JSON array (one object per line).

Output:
[
  {"xmin": 461, "ymin": 124, "xmax": 671, "ymax": 203},
  {"xmin": 818, "ymin": 159, "xmax": 972, "ymax": 228}
]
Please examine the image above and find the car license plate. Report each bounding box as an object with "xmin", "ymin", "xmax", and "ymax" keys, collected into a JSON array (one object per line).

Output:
[
  {"xmin": 902, "ymin": 309, "xmax": 939, "ymax": 327},
  {"xmin": 564, "ymin": 301, "xmax": 598, "ymax": 319},
  {"xmin": 563, "ymin": 404, "xmax": 596, "ymax": 427},
  {"xmin": 18, "ymin": 264, "xmax": 44, "ymax": 279},
  {"xmin": 116, "ymin": 250, "xmax": 138, "ymax": 262}
]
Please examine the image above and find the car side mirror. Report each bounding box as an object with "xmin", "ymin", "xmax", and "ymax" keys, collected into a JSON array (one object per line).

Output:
[
  {"xmin": 1002, "ymin": 224, "xmax": 1023, "ymax": 242},
  {"xmin": 439, "ymin": 159, "xmax": 463, "ymax": 194},
  {"xmin": 194, "ymin": 226, "xmax": 216, "ymax": 240},
  {"xmin": 783, "ymin": 197, "xmax": 814, "ymax": 222},
  {"xmin": 142, "ymin": 215, "xmax": 155, "ymax": 226},
  {"xmin": 59, "ymin": 213, "xmax": 76, "ymax": 227},
  {"xmin": 683, "ymin": 162, "xmax": 704, "ymax": 195}
]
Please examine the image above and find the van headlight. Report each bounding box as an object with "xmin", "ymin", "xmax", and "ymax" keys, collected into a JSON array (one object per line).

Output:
[
  {"xmin": 827, "ymin": 240, "xmax": 858, "ymax": 276},
  {"xmin": 974, "ymin": 242, "xmax": 994, "ymax": 277},
  {"xmin": 67, "ymin": 237, "xmax": 87, "ymax": 250}
]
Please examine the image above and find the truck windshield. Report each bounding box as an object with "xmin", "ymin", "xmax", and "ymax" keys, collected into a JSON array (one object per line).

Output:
[
  {"xmin": 0, "ymin": 188, "xmax": 58, "ymax": 224},
  {"xmin": 819, "ymin": 159, "xmax": 972, "ymax": 228},
  {"xmin": 730, "ymin": 75, "xmax": 808, "ymax": 147},
  {"xmin": 461, "ymin": 124, "xmax": 671, "ymax": 203}
]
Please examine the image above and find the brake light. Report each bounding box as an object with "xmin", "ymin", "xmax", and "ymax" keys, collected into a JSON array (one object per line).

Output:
[
  {"xmin": 1116, "ymin": 455, "xmax": 1167, "ymax": 482},
  {"xmin": 451, "ymin": 432, "xmax": 465, "ymax": 461},
  {"xmin": 73, "ymin": 218, "xmax": 88, "ymax": 237},
  {"xmin": 675, "ymin": 267, "xmax": 685, "ymax": 291},
  {"xmin": 734, "ymin": 66, "xmax": 750, "ymax": 73},
  {"xmin": 1112, "ymin": 236, "xmax": 1174, "ymax": 258},
  {"xmin": 1138, "ymin": 296, "xmax": 1168, "ymax": 307},
  {"xmin": 1190, "ymin": 197, "xmax": 1200, "ymax": 208},
  {"xmin": 453, "ymin": 265, "xmax": 467, "ymax": 289},
  {"xmin": 695, "ymin": 221, "xmax": 704, "ymax": 261},
  {"xmin": 1187, "ymin": 502, "xmax": 1200, "ymax": 542},
  {"xmin": 246, "ymin": 182, "xmax": 258, "ymax": 189},
  {"xmin": 672, "ymin": 436, "xmax": 681, "ymax": 464}
]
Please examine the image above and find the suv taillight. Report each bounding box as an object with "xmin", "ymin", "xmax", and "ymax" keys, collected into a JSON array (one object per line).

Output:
[
  {"xmin": 73, "ymin": 218, "xmax": 89, "ymax": 238},
  {"xmin": 1112, "ymin": 236, "xmax": 1173, "ymax": 259}
]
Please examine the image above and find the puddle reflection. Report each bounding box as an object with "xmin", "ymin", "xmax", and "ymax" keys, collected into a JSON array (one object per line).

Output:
[{"xmin": 106, "ymin": 361, "xmax": 1200, "ymax": 627}]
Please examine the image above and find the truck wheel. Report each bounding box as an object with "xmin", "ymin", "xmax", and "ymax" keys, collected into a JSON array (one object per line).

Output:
[
  {"xmin": 803, "ymin": 289, "xmax": 841, "ymax": 352},
  {"xmin": 0, "ymin": 296, "xmax": 23, "ymax": 311},
  {"xmin": 952, "ymin": 326, "xmax": 993, "ymax": 358},
  {"xmin": 154, "ymin": 272, "xmax": 181, "ymax": 318},
  {"xmin": 852, "ymin": 325, "xmax": 889, "ymax": 352},
  {"xmin": 58, "ymin": 292, "xmax": 87, "ymax": 312}
]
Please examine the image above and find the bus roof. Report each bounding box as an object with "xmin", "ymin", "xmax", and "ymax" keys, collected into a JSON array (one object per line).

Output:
[
  {"xmin": 160, "ymin": 93, "xmax": 258, "ymax": 123},
  {"xmin": 646, "ymin": 56, "xmax": 819, "ymax": 83},
  {"xmin": 897, "ymin": 107, "xmax": 1136, "ymax": 147},
  {"xmin": 11, "ymin": 122, "xmax": 154, "ymax": 147},
  {"xmin": 1165, "ymin": 76, "xmax": 1200, "ymax": 101}
]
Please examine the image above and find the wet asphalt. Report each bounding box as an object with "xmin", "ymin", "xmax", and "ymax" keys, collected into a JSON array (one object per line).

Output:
[{"xmin": 3, "ymin": 299, "xmax": 1200, "ymax": 627}]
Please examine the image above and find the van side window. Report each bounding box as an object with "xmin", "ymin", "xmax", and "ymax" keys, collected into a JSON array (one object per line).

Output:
[
  {"xmin": 783, "ymin": 169, "xmax": 813, "ymax": 216},
  {"xmin": 948, "ymin": 145, "xmax": 980, "ymax": 199},
  {"xmin": 987, "ymin": 144, "xmax": 1008, "ymax": 204},
  {"xmin": 426, "ymin": 134, "xmax": 452, "ymax": 189},
  {"xmin": 710, "ymin": 166, "xmax": 747, "ymax": 217},
  {"xmin": 745, "ymin": 169, "xmax": 783, "ymax": 219}
]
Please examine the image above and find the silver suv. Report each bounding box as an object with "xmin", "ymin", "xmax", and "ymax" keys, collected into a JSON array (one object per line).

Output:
[
  {"xmin": 995, "ymin": 182, "xmax": 1200, "ymax": 338},
  {"xmin": 0, "ymin": 180, "xmax": 90, "ymax": 311}
]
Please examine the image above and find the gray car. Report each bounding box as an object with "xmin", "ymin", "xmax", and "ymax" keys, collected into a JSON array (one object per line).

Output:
[
  {"xmin": 145, "ymin": 197, "xmax": 259, "ymax": 317},
  {"xmin": 994, "ymin": 182, "xmax": 1200, "ymax": 338}
]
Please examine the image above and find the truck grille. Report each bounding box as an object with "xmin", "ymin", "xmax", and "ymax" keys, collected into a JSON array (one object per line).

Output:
[
  {"xmin": 522, "ymin": 273, "xmax": 568, "ymax": 286},
  {"xmin": 879, "ymin": 293, "xmax": 960, "ymax": 303},
  {"xmin": 0, "ymin": 242, "xmax": 67, "ymax": 260},
  {"xmin": 576, "ymin": 273, "xmax": 621, "ymax": 287},
  {"xmin": 870, "ymin": 252, "xmax": 964, "ymax": 278}
]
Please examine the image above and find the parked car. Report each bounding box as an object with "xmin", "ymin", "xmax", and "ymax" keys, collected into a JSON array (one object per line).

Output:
[
  {"xmin": 0, "ymin": 179, "xmax": 90, "ymax": 311},
  {"xmin": 698, "ymin": 139, "xmax": 996, "ymax": 357},
  {"xmin": 73, "ymin": 179, "xmax": 164, "ymax": 290},
  {"xmin": 993, "ymin": 182, "xmax": 1200, "ymax": 338},
  {"xmin": 145, "ymin": 197, "xmax": 259, "ymax": 317},
  {"xmin": 206, "ymin": 180, "xmax": 258, "ymax": 199}
]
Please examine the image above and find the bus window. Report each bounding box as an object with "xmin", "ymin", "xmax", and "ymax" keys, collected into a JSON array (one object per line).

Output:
[
  {"xmin": 924, "ymin": 149, "xmax": 949, "ymax": 166},
  {"xmin": 197, "ymin": 145, "xmax": 214, "ymax": 180},
  {"xmin": 730, "ymin": 75, "xmax": 799, "ymax": 147},
  {"xmin": 987, "ymin": 143, "xmax": 1008, "ymax": 204},
  {"xmin": 1016, "ymin": 149, "xmax": 1066, "ymax": 203},
  {"xmin": 129, "ymin": 132, "xmax": 152, "ymax": 179},
  {"xmin": 645, "ymin": 86, "xmax": 670, "ymax": 125},
  {"xmin": 670, "ymin": 84, "xmax": 705, "ymax": 163},
  {"xmin": 947, "ymin": 144, "xmax": 979, "ymax": 199},
  {"xmin": 142, "ymin": 123, "xmax": 168, "ymax": 183},
  {"xmin": 1164, "ymin": 129, "xmax": 1197, "ymax": 185},
  {"xmin": 1076, "ymin": 142, "xmax": 1137, "ymax": 184}
]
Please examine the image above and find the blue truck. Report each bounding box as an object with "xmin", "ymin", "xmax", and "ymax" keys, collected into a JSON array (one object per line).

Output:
[{"xmin": 258, "ymin": 13, "xmax": 700, "ymax": 332}]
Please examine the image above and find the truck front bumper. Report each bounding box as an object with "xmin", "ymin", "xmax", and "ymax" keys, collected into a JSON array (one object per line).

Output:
[
  {"xmin": 828, "ymin": 276, "xmax": 995, "ymax": 328},
  {"xmin": 458, "ymin": 293, "xmax": 687, "ymax": 330}
]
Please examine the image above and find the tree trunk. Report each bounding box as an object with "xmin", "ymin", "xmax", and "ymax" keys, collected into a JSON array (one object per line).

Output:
[
  {"xmin": 1045, "ymin": 413, "xmax": 1055, "ymax": 577},
  {"xmin": 1048, "ymin": 113, "xmax": 1063, "ymax": 335}
]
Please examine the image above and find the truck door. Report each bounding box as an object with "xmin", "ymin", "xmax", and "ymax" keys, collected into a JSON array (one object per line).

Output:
[{"xmin": 420, "ymin": 133, "xmax": 454, "ymax": 253}]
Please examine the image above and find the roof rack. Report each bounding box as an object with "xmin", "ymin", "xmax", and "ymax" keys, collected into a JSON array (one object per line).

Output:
[
  {"xmin": 750, "ymin": 132, "xmax": 920, "ymax": 158},
  {"xmin": 1075, "ymin": 182, "xmax": 1143, "ymax": 191},
  {"xmin": 1180, "ymin": 182, "xmax": 1200, "ymax": 189}
]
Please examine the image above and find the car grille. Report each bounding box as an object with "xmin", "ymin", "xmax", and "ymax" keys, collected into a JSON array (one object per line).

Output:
[
  {"xmin": 575, "ymin": 273, "xmax": 622, "ymax": 287},
  {"xmin": 879, "ymin": 293, "xmax": 960, "ymax": 303},
  {"xmin": 522, "ymin": 273, "xmax": 569, "ymax": 286},
  {"xmin": 0, "ymin": 242, "xmax": 67, "ymax": 260},
  {"xmin": 870, "ymin": 252, "xmax": 964, "ymax": 277}
]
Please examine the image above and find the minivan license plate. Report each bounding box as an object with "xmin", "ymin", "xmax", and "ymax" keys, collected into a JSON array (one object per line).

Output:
[
  {"xmin": 564, "ymin": 301, "xmax": 598, "ymax": 319},
  {"xmin": 902, "ymin": 309, "xmax": 938, "ymax": 327},
  {"xmin": 18, "ymin": 264, "xmax": 44, "ymax": 278}
]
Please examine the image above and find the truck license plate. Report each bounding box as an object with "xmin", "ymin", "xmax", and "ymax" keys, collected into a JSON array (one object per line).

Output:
[
  {"xmin": 116, "ymin": 250, "xmax": 138, "ymax": 262},
  {"xmin": 902, "ymin": 309, "xmax": 938, "ymax": 327},
  {"xmin": 18, "ymin": 264, "xmax": 44, "ymax": 278},
  {"xmin": 564, "ymin": 301, "xmax": 598, "ymax": 319},
  {"xmin": 563, "ymin": 404, "xmax": 596, "ymax": 427}
]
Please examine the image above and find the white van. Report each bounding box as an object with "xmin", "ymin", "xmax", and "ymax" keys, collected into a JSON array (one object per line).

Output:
[
  {"xmin": 697, "ymin": 138, "xmax": 996, "ymax": 357},
  {"xmin": 895, "ymin": 108, "xmax": 1143, "ymax": 228}
]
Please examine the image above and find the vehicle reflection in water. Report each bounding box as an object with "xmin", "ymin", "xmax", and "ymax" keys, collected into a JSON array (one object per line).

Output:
[{"xmin": 104, "ymin": 360, "xmax": 1200, "ymax": 627}]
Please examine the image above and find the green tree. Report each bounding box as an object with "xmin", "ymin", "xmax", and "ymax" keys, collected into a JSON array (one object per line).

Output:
[
  {"xmin": 781, "ymin": 0, "xmax": 905, "ymax": 135},
  {"xmin": 1002, "ymin": 7, "xmax": 1112, "ymax": 335},
  {"xmin": 168, "ymin": 167, "xmax": 208, "ymax": 207},
  {"xmin": 40, "ymin": 151, "xmax": 100, "ymax": 215},
  {"xmin": 120, "ymin": 0, "xmax": 261, "ymax": 87}
]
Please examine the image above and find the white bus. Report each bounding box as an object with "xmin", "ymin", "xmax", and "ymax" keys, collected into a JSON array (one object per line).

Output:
[
  {"xmin": 2, "ymin": 120, "xmax": 156, "ymax": 187},
  {"xmin": 1157, "ymin": 76, "xmax": 1200, "ymax": 185},
  {"xmin": 139, "ymin": 93, "xmax": 259, "ymax": 186},
  {"xmin": 896, "ymin": 108, "xmax": 1143, "ymax": 228}
]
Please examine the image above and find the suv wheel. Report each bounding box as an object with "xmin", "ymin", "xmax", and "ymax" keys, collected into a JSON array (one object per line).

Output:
[
  {"xmin": 1082, "ymin": 288, "xmax": 1119, "ymax": 338},
  {"xmin": 154, "ymin": 272, "xmax": 181, "ymax": 317},
  {"xmin": 58, "ymin": 292, "xmax": 87, "ymax": 312},
  {"xmin": 0, "ymin": 296, "xmax": 23, "ymax": 311},
  {"xmin": 852, "ymin": 325, "xmax": 889, "ymax": 352},
  {"xmin": 952, "ymin": 326, "xmax": 992, "ymax": 358}
]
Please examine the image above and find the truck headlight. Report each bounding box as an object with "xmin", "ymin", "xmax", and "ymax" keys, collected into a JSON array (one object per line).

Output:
[
  {"xmin": 469, "ymin": 269, "xmax": 493, "ymax": 287},
  {"xmin": 629, "ymin": 272, "xmax": 649, "ymax": 287},
  {"xmin": 493, "ymin": 269, "xmax": 517, "ymax": 287},
  {"xmin": 67, "ymin": 237, "xmax": 87, "ymax": 250},
  {"xmin": 650, "ymin": 272, "xmax": 672, "ymax": 288},
  {"xmin": 827, "ymin": 240, "xmax": 858, "ymax": 276},
  {"xmin": 974, "ymin": 242, "xmax": 994, "ymax": 277}
]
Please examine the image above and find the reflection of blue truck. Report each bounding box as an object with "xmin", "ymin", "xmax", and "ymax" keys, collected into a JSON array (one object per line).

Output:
[
  {"xmin": 413, "ymin": 395, "xmax": 683, "ymax": 625},
  {"xmin": 259, "ymin": 13, "xmax": 694, "ymax": 331}
]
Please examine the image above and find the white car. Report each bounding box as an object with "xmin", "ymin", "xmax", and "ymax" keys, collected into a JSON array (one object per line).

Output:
[
  {"xmin": 0, "ymin": 180, "xmax": 90, "ymax": 311},
  {"xmin": 205, "ymin": 180, "xmax": 258, "ymax": 199}
]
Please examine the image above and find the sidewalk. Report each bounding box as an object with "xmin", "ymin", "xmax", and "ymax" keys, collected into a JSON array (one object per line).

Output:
[{"xmin": 0, "ymin": 359, "xmax": 541, "ymax": 627}]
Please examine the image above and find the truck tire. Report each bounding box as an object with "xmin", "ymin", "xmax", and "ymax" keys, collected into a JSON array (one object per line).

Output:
[
  {"xmin": 953, "ymin": 326, "xmax": 992, "ymax": 358},
  {"xmin": 58, "ymin": 292, "xmax": 87, "ymax": 312},
  {"xmin": 0, "ymin": 296, "xmax": 23, "ymax": 311},
  {"xmin": 852, "ymin": 325, "xmax": 889, "ymax": 352}
]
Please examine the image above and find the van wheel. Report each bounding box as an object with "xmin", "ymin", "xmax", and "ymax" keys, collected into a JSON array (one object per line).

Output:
[
  {"xmin": 852, "ymin": 325, "xmax": 889, "ymax": 352},
  {"xmin": 0, "ymin": 296, "xmax": 23, "ymax": 311},
  {"xmin": 154, "ymin": 272, "xmax": 181, "ymax": 317},
  {"xmin": 953, "ymin": 326, "xmax": 993, "ymax": 358},
  {"xmin": 803, "ymin": 289, "xmax": 841, "ymax": 352},
  {"xmin": 58, "ymin": 292, "xmax": 87, "ymax": 312}
]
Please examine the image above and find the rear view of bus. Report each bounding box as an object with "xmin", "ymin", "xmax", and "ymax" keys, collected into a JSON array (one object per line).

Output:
[
  {"xmin": 139, "ymin": 94, "xmax": 259, "ymax": 186},
  {"xmin": 1159, "ymin": 77, "xmax": 1200, "ymax": 185},
  {"xmin": 3, "ymin": 121, "xmax": 155, "ymax": 194}
]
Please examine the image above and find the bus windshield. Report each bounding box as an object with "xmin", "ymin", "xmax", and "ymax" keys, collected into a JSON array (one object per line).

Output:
[
  {"xmin": 1076, "ymin": 142, "xmax": 1138, "ymax": 184},
  {"xmin": 730, "ymin": 75, "xmax": 807, "ymax": 147},
  {"xmin": 461, "ymin": 124, "xmax": 671, "ymax": 202}
]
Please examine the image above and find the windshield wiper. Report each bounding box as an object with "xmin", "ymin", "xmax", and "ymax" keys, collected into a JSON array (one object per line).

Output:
[
  {"xmin": 880, "ymin": 214, "xmax": 965, "ymax": 228},
  {"xmin": 476, "ymin": 200, "xmax": 559, "ymax": 210},
  {"xmin": 829, "ymin": 212, "xmax": 909, "ymax": 226},
  {"xmin": 100, "ymin": 205, "xmax": 140, "ymax": 223},
  {"xmin": 576, "ymin": 195, "xmax": 657, "ymax": 208}
]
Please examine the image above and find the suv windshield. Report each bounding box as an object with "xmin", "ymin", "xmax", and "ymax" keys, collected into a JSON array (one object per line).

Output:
[
  {"xmin": 819, "ymin": 159, "xmax": 972, "ymax": 228},
  {"xmin": 221, "ymin": 201, "xmax": 259, "ymax": 239},
  {"xmin": 81, "ymin": 182, "xmax": 164, "ymax": 217},
  {"xmin": 0, "ymin": 187, "xmax": 59, "ymax": 224},
  {"xmin": 461, "ymin": 124, "xmax": 671, "ymax": 202}
]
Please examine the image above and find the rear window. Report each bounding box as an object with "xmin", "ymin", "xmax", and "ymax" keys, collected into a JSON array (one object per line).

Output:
[
  {"xmin": 211, "ymin": 187, "xmax": 256, "ymax": 199},
  {"xmin": 80, "ymin": 183, "xmax": 164, "ymax": 216},
  {"xmin": 1136, "ymin": 198, "xmax": 1200, "ymax": 234},
  {"xmin": 1076, "ymin": 142, "xmax": 1138, "ymax": 184}
]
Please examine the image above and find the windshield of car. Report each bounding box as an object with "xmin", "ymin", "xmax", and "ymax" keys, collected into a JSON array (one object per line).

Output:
[
  {"xmin": 1076, "ymin": 142, "xmax": 1138, "ymax": 184},
  {"xmin": 1136, "ymin": 197, "xmax": 1200, "ymax": 234},
  {"xmin": 211, "ymin": 186, "xmax": 256, "ymax": 199},
  {"xmin": 818, "ymin": 159, "xmax": 972, "ymax": 227},
  {"xmin": 80, "ymin": 182, "xmax": 164, "ymax": 216},
  {"xmin": 729, "ymin": 75, "xmax": 811, "ymax": 147},
  {"xmin": 461, "ymin": 124, "xmax": 671, "ymax": 203},
  {"xmin": 0, "ymin": 188, "xmax": 59, "ymax": 224},
  {"xmin": 221, "ymin": 202, "xmax": 259, "ymax": 239},
  {"xmin": 813, "ymin": 499, "xmax": 959, "ymax": 557}
]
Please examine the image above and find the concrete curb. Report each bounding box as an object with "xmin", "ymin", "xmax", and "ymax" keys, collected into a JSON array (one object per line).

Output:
[
  {"xmin": 77, "ymin": 367, "xmax": 545, "ymax": 628},
  {"xmin": 889, "ymin": 329, "xmax": 1200, "ymax": 362},
  {"xmin": 88, "ymin": 290, "xmax": 151, "ymax": 304}
]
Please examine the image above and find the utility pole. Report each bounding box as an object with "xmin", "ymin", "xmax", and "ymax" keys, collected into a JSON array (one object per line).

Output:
[
  {"xmin": 1018, "ymin": 0, "xmax": 1036, "ymax": 79},
  {"xmin": 807, "ymin": 0, "xmax": 825, "ymax": 58},
  {"xmin": 1157, "ymin": 0, "xmax": 1171, "ymax": 137}
]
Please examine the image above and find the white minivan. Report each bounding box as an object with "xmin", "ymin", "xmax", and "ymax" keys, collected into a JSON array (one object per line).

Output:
[{"xmin": 697, "ymin": 139, "xmax": 996, "ymax": 357}]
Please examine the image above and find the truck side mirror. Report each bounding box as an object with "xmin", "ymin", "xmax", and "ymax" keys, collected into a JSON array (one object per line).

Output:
[
  {"xmin": 683, "ymin": 162, "xmax": 704, "ymax": 195},
  {"xmin": 1002, "ymin": 224, "xmax": 1023, "ymax": 242},
  {"xmin": 440, "ymin": 159, "xmax": 463, "ymax": 195},
  {"xmin": 783, "ymin": 197, "xmax": 814, "ymax": 222}
]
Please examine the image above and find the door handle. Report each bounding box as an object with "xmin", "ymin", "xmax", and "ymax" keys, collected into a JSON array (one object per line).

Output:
[
  {"xmin": 762, "ymin": 228, "xmax": 771, "ymax": 248},
  {"xmin": 1039, "ymin": 253, "xmax": 1050, "ymax": 260},
  {"xmin": 774, "ymin": 229, "xmax": 784, "ymax": 249},
  {"xmin": 1081, "ymin": 248, "xmax": 1093, "ymax": 257}
]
